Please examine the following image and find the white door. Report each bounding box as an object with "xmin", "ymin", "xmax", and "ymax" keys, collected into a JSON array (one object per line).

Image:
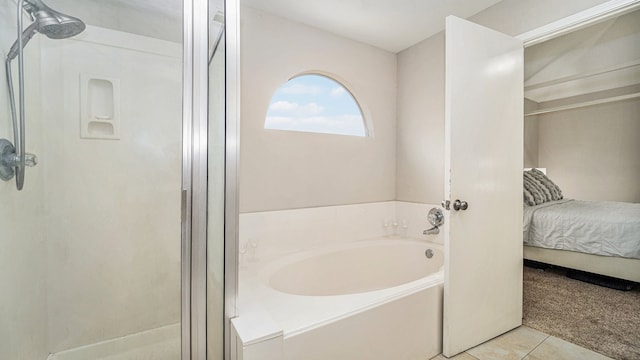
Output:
[{"xmin": 443, "ymin": 16, "xmax": 524, "ymax": 357}]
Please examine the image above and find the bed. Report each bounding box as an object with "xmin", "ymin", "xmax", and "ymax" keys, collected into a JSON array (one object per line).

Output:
[{"xmin": 522, "ymin": 169, "xmax": 640, "ymax": 283}]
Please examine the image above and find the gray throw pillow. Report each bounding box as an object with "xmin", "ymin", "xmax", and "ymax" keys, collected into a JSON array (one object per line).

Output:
[
  {"xmin": 524, "ymin": 171, "xmax": 552, "ymax": 202},
  {"xmin": 529, "ymin": 168, "xmax": 563, "ymax": 200},
  {"xmin": 523, "ymin": 175, "xmax": 546, "ymax": 205}
]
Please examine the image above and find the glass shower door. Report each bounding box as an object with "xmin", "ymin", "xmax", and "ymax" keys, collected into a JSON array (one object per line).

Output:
[{"xmin": 1, "ymin": 1, "xmax": 185, "ymax": 359}]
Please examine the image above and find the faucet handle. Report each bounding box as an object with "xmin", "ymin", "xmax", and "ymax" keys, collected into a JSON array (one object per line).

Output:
[
  {"xmin": 427, "ymin": 208, "xmax": 444, "ymax": 227},
  {"xmin": 25, "ymin": 153, "xmax": 38, "ymax": 167},
  {"xmin": 424, "ymin": 208, "xmax": 444, "ymax": 236}
]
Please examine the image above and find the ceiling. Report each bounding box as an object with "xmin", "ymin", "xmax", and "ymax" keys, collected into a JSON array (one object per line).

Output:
[
  {"xmin": 241, "ymin": 0, "xmax": 504, "ymax": 53},
  {"xmin": 44, "ymin": 0, "xmax": 503, "ymax": 52}
]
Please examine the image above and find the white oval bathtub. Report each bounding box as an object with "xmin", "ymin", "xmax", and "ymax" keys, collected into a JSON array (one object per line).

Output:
[
  {"xmin": 269, "ymin": 240, "xmax": 443, "ymax": 296},
  {"xmin": 236, "ymin": 238, "xmax": 444, "ymax": 360}
]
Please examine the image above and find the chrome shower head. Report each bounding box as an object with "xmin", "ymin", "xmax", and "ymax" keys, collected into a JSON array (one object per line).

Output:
[
  {"xmin": 24, "ymin": 0, "xmax": 86, "ymax": 39},
  {"xmin": 6, "ymin": 0, "xmax": 85, "ymax": 60}
]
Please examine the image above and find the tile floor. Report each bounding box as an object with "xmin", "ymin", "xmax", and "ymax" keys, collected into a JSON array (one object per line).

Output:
[{"xmin": 430, "ymin": 326, "xmax": 613, "ymax": 360}]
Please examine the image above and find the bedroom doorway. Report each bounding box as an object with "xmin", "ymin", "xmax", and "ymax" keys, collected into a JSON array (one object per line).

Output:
[
  {"xmin": 520, "ymin": 3, "xmax": 640, "ymax": 281},
  {"xmin": 516, "ymin": 2, "xmax": 640, "ymax": 358}
]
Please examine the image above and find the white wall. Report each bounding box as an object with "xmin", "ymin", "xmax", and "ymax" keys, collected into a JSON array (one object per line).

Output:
[
  {"xmin": 40, "ymin": 27, "xmax": 182, "ymax": 352},
  {"xmin": 239, "ymin": 7, "xmax": 397, "ymax": 212},
  {"xmin": 524, "ymin": 99, "xmax": 539, "ymax": 168},
  {"xmin": 0, "ymin": 2, "xmax": 48, "ymax": 359},
  {"xmin": 396, "ymin": 32, "xmax": 446, "ymax": 203},
  {"xmin": 537, "ymin": 97, "xmax": 640, "ymax": 202},
  {"xmin": 396, "ymin": 0, "xmax": 611, "ymax": 204}
]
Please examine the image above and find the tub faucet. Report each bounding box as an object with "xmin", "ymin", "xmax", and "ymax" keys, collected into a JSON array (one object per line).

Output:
[
  {"xmin": 423, "ymin": 208, "xmax": 444, "ymax": 236},
  {"xmin": 423, "ymin": 227, "xmax": 440, "ymax": 235}
]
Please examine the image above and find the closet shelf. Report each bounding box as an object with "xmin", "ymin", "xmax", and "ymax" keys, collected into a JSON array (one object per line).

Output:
[
  {"xmin": 524, "ymin": 92, "xmax": 640, "ymax": 116},
  {"xmin": 524, "ymin": 59, "xmax": 640, "ymax": 91}
]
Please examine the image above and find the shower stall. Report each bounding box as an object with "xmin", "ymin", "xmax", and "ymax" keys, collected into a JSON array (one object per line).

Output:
[{"xmin": 0, "ymin": 0, "xmax": 236, "ymax": 359}]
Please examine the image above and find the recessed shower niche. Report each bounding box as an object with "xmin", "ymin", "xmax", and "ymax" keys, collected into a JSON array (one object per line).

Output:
[{"xmin": 80, "ymin": 74, "xmax": 121, "ymax": 140}]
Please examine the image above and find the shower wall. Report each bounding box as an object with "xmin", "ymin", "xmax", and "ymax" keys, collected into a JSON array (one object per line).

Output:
[
  {"xmin": 0, "ymin": 2, "xmax": 48, "ymax": 360},
  {"xmin": 1, "ymin": 1, "xmax": 184, "ymax": 358},
  {"xmin": 50, "ymin": 0, "xmax": 182, "ymax": 43},
  {"xmin": 40, "ymin": 26, "xmax": 183, "ymax": 353}
]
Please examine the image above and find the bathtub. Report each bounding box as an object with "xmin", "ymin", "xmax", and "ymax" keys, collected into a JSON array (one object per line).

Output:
[{"xmin": 233, "ymin": 237, "xmax": 444, "ymax": 360}]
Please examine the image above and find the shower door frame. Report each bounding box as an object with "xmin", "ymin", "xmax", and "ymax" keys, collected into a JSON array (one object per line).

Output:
[
  {"xmin": 222, "ymin": 0, "xmax": 241, "ymax": 359},
  {"xmin": 182, "ymin": 0, "xmax": 240, "ymax": 359}
]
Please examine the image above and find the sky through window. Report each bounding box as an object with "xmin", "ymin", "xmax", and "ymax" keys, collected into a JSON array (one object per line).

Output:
[{"xmin": 265, "ymin": 74, "xmax": 366, "ymax": 136}]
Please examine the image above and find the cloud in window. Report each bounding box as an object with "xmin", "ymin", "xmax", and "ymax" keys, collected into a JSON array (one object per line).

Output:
[
  {"xmin": 269, "ymin": 100, "xmax": 298, "ymax": 112},
  {"xmin": 265, "ymin": 74, "xmax": 367, "ymax": 137},
  {"xmin": 265, "ymin": 114, "xmax": 365, "ymax": 136},
  {"xmin": 329, "ymin": 86, "xmax": 346, "ymax": 97},
  {"xmin": 269, "ymin": 101, "xmax": 325, "ymax": 116}
]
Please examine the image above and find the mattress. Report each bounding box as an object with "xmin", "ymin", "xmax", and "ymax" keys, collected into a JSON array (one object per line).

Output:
[{"xmin": 523, "ymin": 199, "xmax": 640, "ymax": 260}]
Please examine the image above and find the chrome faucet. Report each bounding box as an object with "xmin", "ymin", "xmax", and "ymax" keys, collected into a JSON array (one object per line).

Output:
[
  {"xmin": 423, "ymin": 208, "xmax": 444, "ymax": 235},
  {"xmin": 423, "ymin": 226, "xmax": 440, "ymax": 235}
]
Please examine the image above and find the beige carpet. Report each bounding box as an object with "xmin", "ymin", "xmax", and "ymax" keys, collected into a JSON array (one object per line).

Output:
[{"xmin": 523, "ymin": 265, "xmax": 640, "ymax": 360}]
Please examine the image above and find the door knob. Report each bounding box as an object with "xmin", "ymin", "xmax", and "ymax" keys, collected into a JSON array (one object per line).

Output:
[{"xmin": 453, "ymin": 199, "xmax": 468, "ymax": 211}]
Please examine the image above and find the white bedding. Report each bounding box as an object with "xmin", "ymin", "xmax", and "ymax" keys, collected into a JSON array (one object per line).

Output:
[{"xmin": 523, "ymin": 199, "xmax": 640, "ymax": 260}]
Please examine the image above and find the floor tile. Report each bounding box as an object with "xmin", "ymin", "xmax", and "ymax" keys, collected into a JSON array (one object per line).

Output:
[
  {"xmin": 466, "ymin": 326, "xmax": 548, "ymax": 360},
  {"xmin": 430, "ymin": 352, "xmax": 478, "ymax": 360},
  {"xmin": 523, "ymin": 336, "xmax": 613, "ymax": 360}
]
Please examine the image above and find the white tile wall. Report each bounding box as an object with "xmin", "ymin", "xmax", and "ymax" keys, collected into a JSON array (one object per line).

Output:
[
  {"xmin": 41, "ymin": 27, "xmax": 182, "ymax": 352},
  {"xmin": 239, "ymin": 201, "xmax": 442, "ymax": 269},
  {"xmin": 240, "ymin": 202, "xmax": 393, "ymax": 265}
]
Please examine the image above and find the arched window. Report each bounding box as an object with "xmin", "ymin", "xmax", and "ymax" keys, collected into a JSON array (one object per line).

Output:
[{"xmin": 265, "ymin": 74, "xmax": 367, "ymax": 137}]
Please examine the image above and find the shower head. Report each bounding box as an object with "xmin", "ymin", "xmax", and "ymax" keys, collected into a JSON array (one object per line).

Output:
[
  {"xmin": 24, "ymin": 0, "xmax": 86, "ymax": 39},
  {"xmin": 6, "ymin": 0, "xmax": 85, "ymax": 60}
]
